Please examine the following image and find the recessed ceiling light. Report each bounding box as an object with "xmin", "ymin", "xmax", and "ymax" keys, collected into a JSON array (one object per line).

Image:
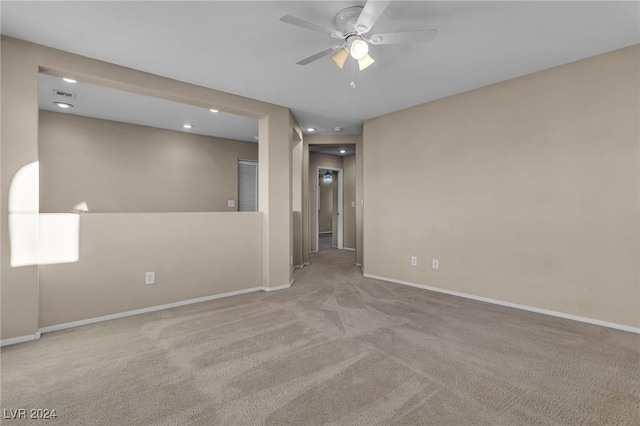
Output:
[
  {"xmin": 333, "ymin": 127, "xmax": 343, "ymax": 132},
  {"xmin": 306, "ymin": 127, "xmax": 316, "ymax": 132},
  {"xmin": 62, "ymin": 78, "xmax": 77, "ymax": 83},
  {"xmin": 183, "ymin": 124, "xmax": 193, "ymax": 129},
  {"xmin": 339, "ymin": 149, "xmax": 347, "ymax": 154},
  {"xmin": 209, "ymin": 109, "xmax": 219, "ymax": 113},
  {"xmin": 54, "ymin": 102, "xmax": 73, "ymax": 108}
]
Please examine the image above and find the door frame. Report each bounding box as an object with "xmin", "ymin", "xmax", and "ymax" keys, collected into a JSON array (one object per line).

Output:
[{"xmin": 316, "ymin": 166, "xmax": 343, "ymax": 251}]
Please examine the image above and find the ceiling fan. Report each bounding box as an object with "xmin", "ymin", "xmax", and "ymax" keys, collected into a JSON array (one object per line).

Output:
[{"xmin": 280, "ymin": 0, "xmax": 437, "ymax": 71}]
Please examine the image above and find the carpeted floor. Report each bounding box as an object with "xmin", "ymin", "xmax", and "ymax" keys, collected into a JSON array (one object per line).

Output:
[{"xmin": 1, "ymin": 244, "xmax": 639, "ymax": 425}]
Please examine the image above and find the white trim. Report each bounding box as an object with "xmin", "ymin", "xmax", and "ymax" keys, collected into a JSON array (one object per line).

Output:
[
  {"xmin": 292, "ymin": 262, "xmax": 309, "ymax": 271},
  {"xmin": 0, "ymin": 333, "xmax": 41, "ymax": 347},
  {"xmin": 363, "ymin": 273, "xmax": 640, "ymax": 334},
  {"xmin": 342, "ymin": 247, "xmax": 356, "ymax": 251},
  {"xmin": 6, "ymin": 284, "xmax": 300, "ymax": 346},
  {"xmin": 39, "ymin": 286, "xmax": 263, "ymax": 334},
  {"xmin": 262, "ymin": 280, "xmax": 293, "ymax": 292},
  {"xmin": 318, "ymin": 231, "xmax": 332, "ymax": 234}
]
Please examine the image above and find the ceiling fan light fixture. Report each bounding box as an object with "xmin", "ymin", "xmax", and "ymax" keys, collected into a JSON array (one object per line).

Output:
[
  {"xmin": 358, "ymin": 54, "xmax": 375, "ymax": 71},
  {"xmin": 330, "ymin": 48, "xmax": 349, "ymax": 69},
  {"xmin": 349, "ymin": 39, "xmax": 369, "ymax": 60}
]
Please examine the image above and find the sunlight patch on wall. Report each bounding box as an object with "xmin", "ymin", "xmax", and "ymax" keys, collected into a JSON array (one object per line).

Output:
[
  {"xmin": 38, "ymin": 214, "xmax": 79, "ymax": 265},
  {"xmin": 9, "ymin": 162, "xmax": 80, "ymax": 267}
]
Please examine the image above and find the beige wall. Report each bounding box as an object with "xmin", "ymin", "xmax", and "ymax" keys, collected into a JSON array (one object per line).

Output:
[
  {"xmin": 39, "ymin": 111, "xmax": 258, "ymax": 213},
  {"xmin": 343, "ymin": 155, "xmax": 357, "ymax": 249},
  {"xmin": 363, "ymin": 45, "xmax": 640, "ymax": 328},
  {"xmin": 39, "ymin": 213, "xmax": 261, "ymax": 327},
  {"xmin": 1, "ymin": 37, "xmax": 40, "ymax": 339},
  {"xmin": 1, "ymin": 36, "xmax": 291, "ymax": 340}
]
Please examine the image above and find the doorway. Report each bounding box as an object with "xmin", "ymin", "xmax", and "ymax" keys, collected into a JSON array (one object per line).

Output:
[{"xmin": 317, "ymin": 166, "xmax": 343, "ymax": 251}]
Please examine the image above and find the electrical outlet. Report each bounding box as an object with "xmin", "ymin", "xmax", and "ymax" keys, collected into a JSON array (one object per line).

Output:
[
  {"xmin": 145, "ymin": 271, "xmax": 155, "ymax": 285},
  {"xmin": 410, "ymin": 256, "xmax": 418, "ymax": 267},
  {"xmin": 228, "ymin": 199, "xmax": 236, "ymax": 208},
  {"xmin": 432, "ymin": 258, "xmax": 439, "ymax": 270}
]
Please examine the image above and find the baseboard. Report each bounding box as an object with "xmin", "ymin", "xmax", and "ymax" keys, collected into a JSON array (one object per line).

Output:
[
  {"xmin": 319, "ymin": 231, "xmax": 332, "ymax": 234},
  {"xmin": 39, "ymin": 286, "xmax": 263, "ymax": 335},
  {"xmin": 0, "ymin": 332, "xmax": 41, "ymax": 347},
  {"xmin": 363, "ymin": 273, "xmax": 640, "ymax": 334},
  {"xmin": 342, "ymin": 247, "xmax": 356, "ymax": 251},
  {"xmin": 292, "ymin": 264, "xmax": 305, "ymax": 271},
  {"xmin": 261, "ymin": 280, "xmax": 293, "ymax": 292}
]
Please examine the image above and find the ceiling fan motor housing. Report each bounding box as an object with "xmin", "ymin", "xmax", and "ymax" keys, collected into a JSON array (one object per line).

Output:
[{"xmin": 335, "ymin": 6, "xmax": 365, "ymax": 37}]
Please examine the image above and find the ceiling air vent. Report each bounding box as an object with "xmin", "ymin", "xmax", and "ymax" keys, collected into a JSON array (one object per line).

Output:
[{"xmin": 53, "ymin": 89, "xmax": 76, "ymax": 99}]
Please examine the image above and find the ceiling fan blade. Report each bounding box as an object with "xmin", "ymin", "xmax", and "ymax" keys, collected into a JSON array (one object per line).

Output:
[
  {"xmin": 355, "ymin": 0, "xmax": 391, "ymax": 34},
  {"xmin": 280, "ymin": 15, "xmax": 343, "ymax": 39},
  {"xmin": 368, "ymin": 29, "xmax": 437, "ymax": 45},
  {"xmin": 296, "ymin": 46, "xmax": 341, "ymax": 65}
]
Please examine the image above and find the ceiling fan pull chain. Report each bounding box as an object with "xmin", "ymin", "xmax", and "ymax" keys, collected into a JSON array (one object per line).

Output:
[{"xmin": 349, "ymin": 59, "xmax": 357, "ymax": 89}]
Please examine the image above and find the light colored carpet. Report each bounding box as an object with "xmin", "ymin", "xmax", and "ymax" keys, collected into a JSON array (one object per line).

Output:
[{"xmin": 1, "ymin": 245, "xmax": 639, "ymax": 425}]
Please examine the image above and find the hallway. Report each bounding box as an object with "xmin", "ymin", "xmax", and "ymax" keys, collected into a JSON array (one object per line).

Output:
[{"xmin": 318, "ymin": 233, "xmax": 335, "ymax": 252}]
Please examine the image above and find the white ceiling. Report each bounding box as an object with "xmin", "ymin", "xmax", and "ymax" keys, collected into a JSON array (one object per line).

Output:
[
  {"xmin": 39, "ymin": 73, "xmax": 259, "ymax": 142},
  {"xmin": 3, "ymin": 1, "xmax": 639, "ymax": 135}
]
